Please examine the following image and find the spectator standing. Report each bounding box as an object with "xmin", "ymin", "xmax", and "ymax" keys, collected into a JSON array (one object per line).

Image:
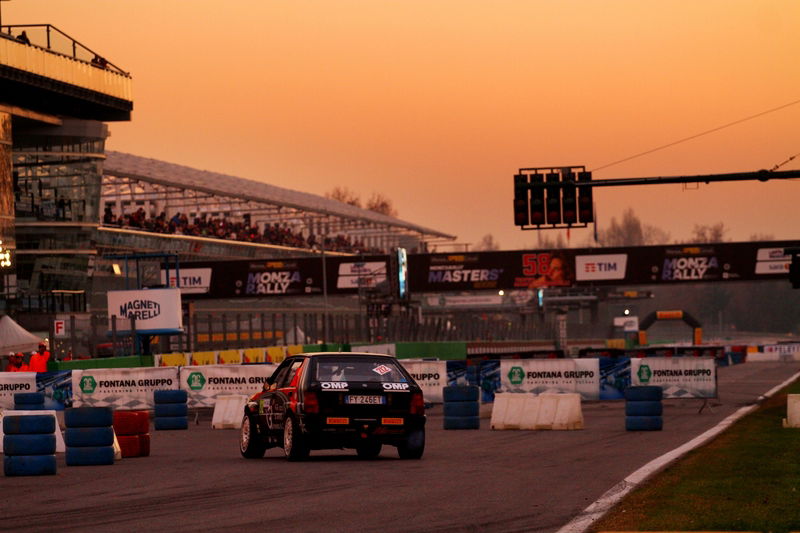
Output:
[
  {"xmin": 29, "ymin": 342, "xmax": 51, "ymax": 372},
  {"xmin": 5, "ymin": 352, "xmax": 29, "ymax": 372}
]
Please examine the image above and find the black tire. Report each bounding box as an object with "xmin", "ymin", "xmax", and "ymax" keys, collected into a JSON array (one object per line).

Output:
[
  {"xmin": 397, "ymin": 428, "xmax": 425, "ymax": 459},
  {"xmin": 154, "ymin": 416, "xmax": 188, "ymax": 430},
  {"xmin": 625, "ymin": 415, "xmax": 663, "ymax": 431},
  {"xmin": 3, "ymin": 414, "xmax": 56, "ymax": 435},
  {"xmin": 443, "ymin": 401, "xmax": 480, "ymax": 417},
  {"xmin": 153, "ymin": 389, "xmax": 188, "ymax": 404},
  {"xmin": 3, "ymin": 434, "xmax": 56, "ymax": 456},
  {"xmin": 240, "ymin": 415, "xmax": 267, "ymax": 459},
  {"xmin": 64, "ymin": 427, "xmax": 115, "ymax": 448},
  {"xmin": 443, "ymin": 415, "xmax": 480, "ymax": 430},
  {"xmin": 65, "ymin": 445, "xmax": 115, "ymax": 466},
  {"xmin": 625, "ymin": 400, "xmax": 663, "ymax": 417},
  {"xmin": 356, "ymin": 440, "xmax": 382, "ymax": 459},
  {"xmin": 154, "ymin": 403, "xmax": 188, "ymax": 418},
  {"xmin": 443, "ymin": 385, "xmax": 480, "ymax": 403},
  {"xmin": 282, "ymin": 415, "xmax": 309, "ymax": 461},
  {"xmin": 4, "ymin": 455, "xmax": 57, "ymax": 476},
  {"xmin": 64, "ymin": 407, "xmax": 113, "ymax": 428},
  {"xmin": 13, "ymin": 392, "xmax": 45, "ymax": 405},
  {"xmin": 624, "ymin": 386, "xmax": 663, "ymax": 402},
  {"xmin": 14, "ymin": 404, "xmax": 46, "ymax": 411}
]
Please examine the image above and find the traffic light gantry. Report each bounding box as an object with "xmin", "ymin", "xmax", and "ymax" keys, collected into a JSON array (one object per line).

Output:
[{"xmin": 513, "ymin": 166, "xmax": 593, "ymax": 230}]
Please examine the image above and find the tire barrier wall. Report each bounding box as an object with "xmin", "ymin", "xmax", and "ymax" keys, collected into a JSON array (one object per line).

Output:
[
  {"xmin": 442, "ymin": 385, "xmax": 480, "ymax": 430},
  {"xmin": 2, "ymin": 413, "xmax": 57, "ymax": 476},
  {"xmin": 64, "ymin": 407, "xmax": 115, "ymax": 466},
  {"xmin": 624, "ymin": 386, "xmax": 663, "ymax": 431},
  {"xmin": 14, "ymin": 392, "xmax": 45, "ymax": 410},
  {"xmin": 113, "ymin": 411, "xmax": 151, "ymax": 457},
  {"xmin": 490, "ymin": 393, "xmax": 584, "ymax": 430},
  {"xmin": 0, "ymin": 410, "xmax": 66, "ymax": 453},
  {"xmin": 153, "ymin": 389, "xmax": 188, "ymax": 430},
  {"xmin": 211, "ymin": 395, "xmax": 249, "ymax": 429}
]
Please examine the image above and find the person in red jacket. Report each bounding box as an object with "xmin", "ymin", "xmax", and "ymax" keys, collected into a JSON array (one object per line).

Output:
[
  {"xmin": 5, "ymin": 352, "xmax": 29, "ymax": 372},
  {"xmin": 28, "ymin": 343, "xmax": 50, "ymax": 373}
]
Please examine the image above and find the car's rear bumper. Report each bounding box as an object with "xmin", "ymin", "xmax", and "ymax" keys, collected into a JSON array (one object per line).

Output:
[{"xmin": 301, "ymin": 414, "xmax": 426, "ymax": 449}]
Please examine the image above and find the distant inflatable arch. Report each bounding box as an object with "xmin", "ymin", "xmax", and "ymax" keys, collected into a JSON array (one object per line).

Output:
[{"xmin": 637, "ymin": 310, "xmax": 702, "ymax": 346}]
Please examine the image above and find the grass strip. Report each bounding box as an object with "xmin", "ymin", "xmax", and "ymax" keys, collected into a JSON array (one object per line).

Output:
[{"xmin": 589, "ymin": 381, "xmax": 800, "ymax": 533}]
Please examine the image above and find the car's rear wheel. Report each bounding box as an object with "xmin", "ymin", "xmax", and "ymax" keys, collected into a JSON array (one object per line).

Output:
[
  {"xmin": 397, "ymin": 428, "xmax": 425, "ymax": 459},
  {"xmin": 240, "ymin": 415, "xmax": 267, "ymax": 458},
  {"xmin": 283, "ymin": 414, "xmax": 309, "ymax": 461},
  {"xmin": 356, "ymin": 440, "xmax": 382, "ymax": 459}
]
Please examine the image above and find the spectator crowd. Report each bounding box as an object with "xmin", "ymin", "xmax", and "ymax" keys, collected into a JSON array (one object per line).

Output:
[{"xmin": 103, "ymin": 207, "xmax": 383, "ymax": 254}]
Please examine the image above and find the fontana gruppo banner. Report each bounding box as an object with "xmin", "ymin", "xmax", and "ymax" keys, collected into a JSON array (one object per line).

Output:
[
  {"xmin": 0, "ymin": 372, "xmax": 37, "ymax": 409},
  {"xmin": 500, "ymin": 359, "xmax": 600, "ymax": 400},
  {"xmin": 72, "ymin": 367, "xmax": 180, "ymax": 409},
  {"xmin": 179, "ymin": 364, "xmax": 274, "ymax": 407},
  {"xmin": 630, "ymin": 357, "xmax": 716, "ymax": 398}
]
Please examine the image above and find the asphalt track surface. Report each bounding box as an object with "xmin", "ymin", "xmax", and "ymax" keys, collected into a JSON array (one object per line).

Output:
[{"xmin": 1, "ymin": 361, "xmax": 798, "ymax": 533}]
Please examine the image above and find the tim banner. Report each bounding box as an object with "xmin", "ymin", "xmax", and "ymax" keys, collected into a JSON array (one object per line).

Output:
[
  {"xmin": 399, "ymin": 360, "xmax": 446, "ymax": 403},
  {"xmin": 107, "ymin": 288, "xmax": 183, "ymax": 334},
  {"xmin": 72, "ymin": 367, "xmax": 180, "ymax": 409},
  {"xmin": 0, "ymin": 372, "xmax": 36, "ymax": 409},
  {"xmin": 500, "ymin": 359, "xmax": 600, "ymax": 400},
  {"xmin": 179, "ymin": 364, "xmax": 274, "ymax": 407},
  {"xmin": 630, "ymin": 357, "xmax": 716, "ymax": 398}
]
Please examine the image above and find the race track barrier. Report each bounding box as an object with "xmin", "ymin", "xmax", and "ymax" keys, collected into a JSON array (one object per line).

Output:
[
  {"xmin": 490, "ymin": 392, "xmax": 583, "ymax": 430},
  {"xmin": 2, "ymin": 413, "xmax": 58, "ymax": 476},
  {"xmin": 211, "ymin": 394, "xmax": 249, "ymax": 429},
  {"xmin": 64, "ymin": 407, "xmax": 115, "ymax": 466},
  {"xmin": 783, "ymin": 394, "xmax": 800, "ymax": 428}
]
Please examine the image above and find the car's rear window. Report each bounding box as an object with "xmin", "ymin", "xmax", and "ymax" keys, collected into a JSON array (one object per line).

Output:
[{"xmin": 314, "ymin": 357, "xmax": 407, "ymax": 383}]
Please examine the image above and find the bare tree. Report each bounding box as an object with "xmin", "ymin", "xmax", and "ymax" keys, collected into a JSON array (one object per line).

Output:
[
  {"xmin": 474, "ymin": 234, "xmax": 500, "ymax": 251},
  {"xmin": 749, "ymin": 233, "xmax": 775, "ymax": 242},
  {"xmin": 534, "ymin": 231, "xmax": 567, "ymax": 249},
  {"xmin": 689, "ymin": 223, "xmax": 727, "ymax": 243},
  {"xmin": 325, "ymin": 187, "xmax": 362, "ymax": 208},
  {"xmin": 598, "ymin": 208, "xmax": 670, "ymax": 246},
  {"xmin": 365, "ymin": 193, "xmax": 398, "ymax": 217}
]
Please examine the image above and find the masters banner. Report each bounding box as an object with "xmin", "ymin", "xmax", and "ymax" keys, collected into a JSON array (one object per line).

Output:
[
  {"xmin": 179, "ymin": 364, "xmax": 273, "ymax": 407},
  {"xmin": 630, "ymin": 357, "xmax": 716, "ymax": 398},
  {"xmin": 500, "ymin": 359, "xmax": 600, "ymax": 400},
  {"xmin": 73, "ymin": 367, "xmax": 180, "ymax": 409}
]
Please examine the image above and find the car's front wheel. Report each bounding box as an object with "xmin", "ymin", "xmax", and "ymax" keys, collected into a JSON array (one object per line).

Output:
[
  {"xmin": 283, "ymin": 414, "xmax": 309, "ymax": 461},
  {"xmin": 397, "ymin": 428, "xmax": 425, "ymax": 459},
  {"xmin": 240, "ymin": 415, "xmax": 267, "ymax": 458}
]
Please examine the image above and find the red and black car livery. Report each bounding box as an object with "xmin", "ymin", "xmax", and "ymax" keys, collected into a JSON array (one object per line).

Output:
[{"xmin": 239, "ymin": 352, "xmax": 426, "ymax": 461}]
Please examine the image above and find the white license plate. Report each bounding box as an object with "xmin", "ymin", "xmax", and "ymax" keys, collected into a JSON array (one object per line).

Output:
[{"xmin": 345, "ymin": 395, "xmax": 386, "ymax": 405}]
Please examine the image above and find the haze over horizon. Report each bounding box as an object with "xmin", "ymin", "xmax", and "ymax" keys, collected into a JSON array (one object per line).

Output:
[{"xmin": 9, "ymin": 1, "xmax": 799, "ymax": 250}]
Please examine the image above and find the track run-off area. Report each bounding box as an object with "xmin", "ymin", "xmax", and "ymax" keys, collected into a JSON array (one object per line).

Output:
[{"xmin": 1, "ymin": 361, "xmax": 798, "ymax": 533}]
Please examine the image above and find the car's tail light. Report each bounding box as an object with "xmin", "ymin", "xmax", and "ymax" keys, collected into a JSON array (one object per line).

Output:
[
  {"xmin": 410, "ymin": 391, "xmax": 425, "ymax": 415},
  {"xmin": 303, "ymin": 391, "xmax": 319, "ymax": 414}
]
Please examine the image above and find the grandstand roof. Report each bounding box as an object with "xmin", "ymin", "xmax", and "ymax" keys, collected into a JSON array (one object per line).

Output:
[{"xmin": 103, "ymin": 151, "xmax": 455, "ymax": 242}]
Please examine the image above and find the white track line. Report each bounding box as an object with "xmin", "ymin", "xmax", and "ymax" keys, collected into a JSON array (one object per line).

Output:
[{"xmin": 556, "ymin": 369, "xmax": 800, "ymax": 533}]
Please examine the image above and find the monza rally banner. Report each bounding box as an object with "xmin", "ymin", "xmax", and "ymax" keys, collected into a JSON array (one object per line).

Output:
[
  {"xmin": 630, "ymin": 357, "xmax": 716, "ymax": 398},
  {"xmin": 0, "ymin": 372, "xmax": 37, "ymax": 409},
  {"xmin": 73, "ymin": 367, "xmax": 179, "ymax": 409},
  {"xmin": 500, "ymin": 359, "xmax": 600, "ymax": 400},
  {"xmin": 179, "ymin": 364, "xmax": 274, "ymax": 407}
]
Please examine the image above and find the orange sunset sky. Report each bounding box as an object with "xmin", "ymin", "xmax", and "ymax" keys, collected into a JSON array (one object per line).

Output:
[{"xmin": 8, "ymin": 1, "xmax": 799, "ymax": 250}]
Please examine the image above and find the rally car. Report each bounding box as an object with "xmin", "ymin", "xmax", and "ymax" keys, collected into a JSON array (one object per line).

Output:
[{"xmin": 239, "ymin": 352, "xmax": 426, "ymax": 461}]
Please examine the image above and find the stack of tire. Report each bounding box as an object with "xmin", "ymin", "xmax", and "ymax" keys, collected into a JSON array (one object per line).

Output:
[
  {"xmin": 443, "ymin": 385, "xmax": 480, "ymax": 430},
  {"xmin": 14, "ymin": 392, "xmax": 46, "ymax": 411},
  {"xmin": 113, "ymin": 410, "xmax": 151, "ymax": 458},
  {"xmin": 624, "ymin": 385, "xmax": 663, "ymax": 431},
  {"xmin": 64, "ymin": 406, "xmax": 116, "ymax": 466},
  {"xmin": 153, "ymin": 389, "xmax": 189, "ymax": 430},
  {"xmin": 3, "ymin": 414, "xmax": 57, "ymax": 476}
]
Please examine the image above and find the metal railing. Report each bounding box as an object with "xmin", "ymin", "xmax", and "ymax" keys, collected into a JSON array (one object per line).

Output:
[{"xmin": 0, "ymin": 24, "xmax": 130, "ymax": 77}]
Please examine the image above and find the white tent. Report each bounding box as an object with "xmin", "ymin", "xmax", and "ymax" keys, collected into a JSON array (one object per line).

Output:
[{"xmin": 0, "ymin": 315, "xmax": 44, "ymax": 355}]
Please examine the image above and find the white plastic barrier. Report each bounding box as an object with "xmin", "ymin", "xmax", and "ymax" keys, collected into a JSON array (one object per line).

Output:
[
  {"xmin": 0, "ymin": 410, "xmax": 66, "ymax": 453},
  {"xmin": 783, "ymin": 394, "xmax": 800, "ymax": 428},
  {"xmin": 211, "ymin": 394, "xmax": 249, "ymax": 429},
  {"xmin": 490, "ymin": 393, "xmax": 583, "ymax": 430}
]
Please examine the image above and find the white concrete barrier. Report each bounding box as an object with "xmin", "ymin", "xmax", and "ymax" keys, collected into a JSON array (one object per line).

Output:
[
  {"xmin": 211, "ymin": 394, "xmax": 249, "ymax": 429},
  {"xmin": 783, "ymin": 394, "xmax": 800, "ymax": 428},
  {"xmin": 491, "ymin": 393, "xmax": 583, "ymax": 430}
]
